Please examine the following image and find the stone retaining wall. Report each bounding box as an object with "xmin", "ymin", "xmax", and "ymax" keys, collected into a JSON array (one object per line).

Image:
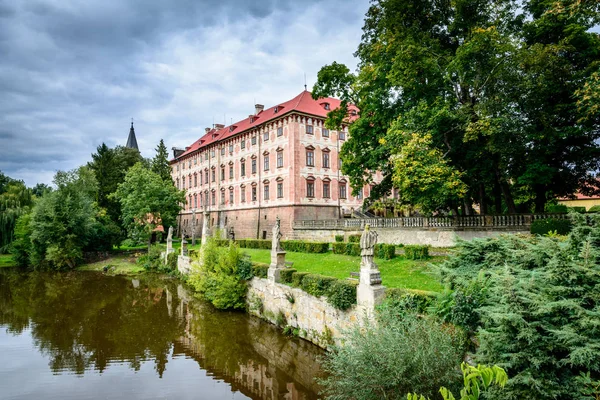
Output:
[
  {"xmin": 292, "ymin": 227, "xmax": 529, "ymax": 247},
  {"xmin": 247, "ymin": 277, "xmax": 367, "ymax": 348}
]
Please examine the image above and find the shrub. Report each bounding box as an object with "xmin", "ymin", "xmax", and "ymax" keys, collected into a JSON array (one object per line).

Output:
[
  {"xmin": 334, "ymin": 235, "xmax": 344, "ymax": 242},
  {"xmin": 530, "ymin": 217, "xmax": 572, "ymax": 235},
  {"xmin": 251, "ymin": 262, "xmax": 269, "ymax": 279},
  {"xmin": 404, "ymin": 245, "xmax": 430, "ymax": 259},
  {"xmin": 137, "ymin": 244, "xmax": 163, "ymax": 270},
  {"xmin": 301, "ymin": 274, "xmax": 337, "ymax": 297},
  {"xmin": 546, "ymin": 203, "xmax": 568, "ymax": 213},
  {"xmin": 348, "ymin": 234, "xmax": 361, "ymax": 243},
  {"xmin": 279, "ymin": 268, "xmax": 297, "ymax": 283},
  {"xmin": 319, "ymin": 311, "xmax": 465, "ymax": 399},
  {"xmin": 345, "ymin": 242, "xmax": 361, "ymax": 257},
  {"xmin": 332, "ymin": 242, "xmax": 346, "ymax": 254},
  {"xmin": 440, "ymin": 221, "xmax": 600, "ymax": 400},
  {"xmin": 326, "ymin": 280, "xmax": 357, "ymax": 310},
  {"xmin": 281, "ymin": 240, "xmax": 329, "ymax": 253},
  {"xmin": 187, "ymin": 239, "xmax": 249, "ymax": 310},
  {"xmin": 383, "ymin": 288, "xmax": 437, "ymax": 315},
  {"xmin": 376, "ymin": 243, "xmax": 396, "ymax": 259},
  {"xmin": 291, "ymin": 271, "xmax": 310, "ymax": 287},
  {"xmin": 568, "ymin": 206, "xmax": 587, "ymax": 214},
  {"xmin": 166, "ymin": 252, "xmax": 178, "ymax": 271},
  {"xmin": 587, "ymin": 205, "xmax": 600, "ymax": 213}
]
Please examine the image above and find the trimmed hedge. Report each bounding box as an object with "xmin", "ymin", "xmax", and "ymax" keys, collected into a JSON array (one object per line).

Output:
[
  {"xmin": 546, "ymin": 204, "xmax": 568, "ymax": 214},
  {"xmin": 291, "ymin": 271, "xmax": 310, "ymax": 287},
  {"xmin": 252, "ymin": 262, "xmax": 269, "ymax": 278},
  {"xmin": 237, "ymin": 239, "xmax": 272, "ymax": 249},
  {"xmin": 332, "ymin": 242, "xmax": 396, "ymax": 259},
  {"xmin": 376, "ymin": 244, "xmax": 396, "ymax": 260},
  {"xmin": 588, "ymin": 205, "xmax": 600, "ymax": 213},
  {"xmin": 346, "ymin": 243, "xmax": 361, "ymax": 256},
  {"xmin": 280, "ymin": 268, "xmax": 297, "ymax": 283},
  {"xmin": 531, "ymin": 218, "xmax": 572, "ymax": 235},
  {"xmin": 568, "ymin": 206, "xmax": 586, "ymax": 214},
  {"xmin": 348, "ymin": 234, "xmax": 361, "ymax": 243},
  {"xmin": 404, "ymin": 245, "xmax": 430, "ymax": 260},
  {"xmin": 327, "ymin": 280, "xmax": 357, "ymax": 310},
  {"xmin": 332, "ymin": 242, "xmax": 346, "ymax": 254},
  {"xmin": 301, "ymin": 274, "xmax": 338, "ymax": 297},
  {"xmin": 282, "ymin": 240, "xmax": 329, "ymax": 253},
  {"xmin": 334, "ymin": 235, "xmax": 344, "ymax": 242}
]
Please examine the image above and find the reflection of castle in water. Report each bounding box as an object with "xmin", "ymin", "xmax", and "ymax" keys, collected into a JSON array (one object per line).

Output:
[{"xmin": 169, "ymin": 284, "xmax": 322, "ymax": 400}]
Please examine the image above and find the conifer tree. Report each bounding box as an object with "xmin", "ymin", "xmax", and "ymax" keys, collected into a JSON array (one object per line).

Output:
[{"xmin": 151, "ymin": 139, "xmax": 172, "ymax": 183}]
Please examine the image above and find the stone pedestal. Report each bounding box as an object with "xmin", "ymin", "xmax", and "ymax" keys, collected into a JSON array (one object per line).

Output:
[
  {"xmin": 357, "ymin": 268, "xmax": 386, "ymax": 308},
  {"xmin": 268, "ymin": 251, "xmax": 287, "ymax": 283},
  {"xmin": 201, "ymin": 211, "xmax": 210, "ymax": 247},
  {"xmin": 181, "ymin": 239, "xmax": 188, "ymax": 257}
]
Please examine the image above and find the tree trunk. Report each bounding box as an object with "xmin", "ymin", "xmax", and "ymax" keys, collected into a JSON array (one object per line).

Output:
[
  {"xmin": 494, "ymin": 168, "xmax": 517, "ymax": 214},
  {"xmin": 493, "ymin": 178, "xmax": 502, "ymax": 214},
  {"xmin": 463, "ymin": 199, "xmax": 475, "ymax": 215},
  {"xmin": 479, "ymin": 183, "xmax": 488, "ymax": 215},
  {"xmin": 534, "ymin": 185, "xmax": 546, "ymax": 213}
]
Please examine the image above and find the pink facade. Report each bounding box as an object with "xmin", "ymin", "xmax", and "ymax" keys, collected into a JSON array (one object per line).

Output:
[{"xmin": 171, "ymin": 91, "xmax": 371, "ymax": 239}]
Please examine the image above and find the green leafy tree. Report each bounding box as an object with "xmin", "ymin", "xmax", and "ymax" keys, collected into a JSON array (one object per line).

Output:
[
  {"xmin": 389, "ymin": 130, "xmax": 467, "ymax": 215},
  {"xmin": 28, "ymin": 167, "xmax": 99, "ymax": 269},
  {"xmin": 313, "ymin": 0, "xmax": 600, "ymax": 213},
  {"xmin": 151, "ymin": 139, "xmax": 172, "ymax": 182},
  {"xmin": 0, "ymin": 178, "xmax": 34, "ymax": 252},
  {"xmin": 113, "ymin": 163, "xmax": 184, "ymax": 249},
  {"xmin": 88, "ymin": 143, "xmax": 145, "ymax": 230}
]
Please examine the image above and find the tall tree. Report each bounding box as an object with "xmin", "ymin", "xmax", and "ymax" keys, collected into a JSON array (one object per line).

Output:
[
  {"xmin": 313, "ymin": 0, "xmax": 600, "ymax": 214},
  {"xmin": 151, "ymin": 139, "xmax": 172, "ymax": 182},
  {"xmin": 113, "ymin": 163, "xmax": 185, "ymax": 249}
]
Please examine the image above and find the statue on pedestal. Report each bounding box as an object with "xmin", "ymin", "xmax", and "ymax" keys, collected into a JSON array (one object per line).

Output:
[
  {"xmin": 166, "ymin": 226, "xmax": 174, "ymax": 254},
  {"xmin": 272, "ymin": 217, "xmax": 283, "ymax": 252},
  {"xmin": 360, "ymin": 224, "xmax": 378, "ymax": 270},
  {"xmin": 201, "ymin": 211, "xmax": 210, "ymax": 246}
]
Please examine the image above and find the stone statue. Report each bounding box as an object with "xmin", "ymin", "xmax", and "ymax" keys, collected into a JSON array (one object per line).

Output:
[
  {"xmin": 360, "ymin": 224, "xmax": 378, "ymax": 269},
  {"xmin": 167, "ymin": 226, "xmax": 173, "ymax": 242},
  {"xmin": 166, "ymin": 226, "xmax": 174, "ymax": 256},
  {"xmin": 201, "ymin": 211, "xmax": 210, "ymax": 246},
  {"xmin": 272, "ymin": 217, "xmax": 283, "ymax": 252},
  {"xmin": 228, "ymin": 226, "xmax": 235, "ymax": 241}
]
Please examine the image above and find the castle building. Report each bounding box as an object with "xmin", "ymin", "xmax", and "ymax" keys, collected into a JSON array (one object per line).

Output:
[{"xmin": 170, "ymin": 90, "xmax": 373, "ymax": 239}]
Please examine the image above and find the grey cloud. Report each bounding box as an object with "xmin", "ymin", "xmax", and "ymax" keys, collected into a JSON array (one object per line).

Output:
[{"xmin": 0, "ymin": 0, "xmax": 368, "ymax": 186}]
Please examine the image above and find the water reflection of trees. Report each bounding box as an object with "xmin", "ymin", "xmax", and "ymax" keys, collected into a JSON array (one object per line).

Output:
[{"xmin": 0, "ymin": 270, "xmax": 323, "ymax": 399}]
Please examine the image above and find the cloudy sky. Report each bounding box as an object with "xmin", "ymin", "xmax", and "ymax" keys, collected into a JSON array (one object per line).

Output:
[{"xmin": 0, "ymin": 0, "xmax": 368, "ymax": 187}]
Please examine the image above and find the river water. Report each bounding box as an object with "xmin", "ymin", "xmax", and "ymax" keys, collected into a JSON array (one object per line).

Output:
[{"xmin": 0, "ymin": 270, "xmax": 325, "ymax": 399}]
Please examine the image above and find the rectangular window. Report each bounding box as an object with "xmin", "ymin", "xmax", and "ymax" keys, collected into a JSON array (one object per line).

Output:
[
  {"xmin": 194, "ymin": 196, "xmax": 197, "ymax": 208},
  {"xmin": 264, "ymin": 184, "xmax": 269, "ymax": 200},
  {"xmin": 307, "ymin": 181, "xmax": 315, "ymax": 198},
  {"xmin": 211, "ymin": 192, "xmax": 216, "ymax": 205},
  {"xmin": 357, "ymin": 188, "xmax": 363, "ymax": 200},
  {"xmin": 241, "ymin": 161, "xmax": 246, "ymax": 177},
  {"xmin": 339, "ymin": 183, "xmax": 347, "ymax": 199},
  {"xmin": 229, "ymin": 165, "xmax": 234, "ymax": 179},
  {"xmin": 306, "ymin": 150, "xmax": 314, "ymax": 167},
  {"xmin": 205, "ymin": 152, "xmax": 209, "ymax": 160},
  {"xmin": 211, "ymin": 149, "xmax": 215, "ymax": 158},
  {"xmin": 306, "ymin": 125, "xmax": 313, "ymax": 134},
  {"xmin": 251, "ymin": 136, "xmax": 257, "ymax": 145},
  {"xmin": 263, "ymin": 131, "xmax": 269, "ymax": 141},
  {"xmin": 194, "ymin": 175, "xmax": 197, "ymax": 187},
  {"xmin": 229, "ymin": 189, "xmax": 234, "ymax": 204},
  {"xmin": 252, "ymin": 159, "xmax": 257, "ymax": 174},
  {"xmin": 241, "ymin": 140, "xmax": 245, "ymax": 149},
  {"xmin": 264, "ymin": 155, "xmax": 269, "ymax": 171},
  {"xmin": 205, "ymin": 170, "xmax": 209, "ymax": 183},
  {"xmin": 220, "ymin": 167, "xmax": 225, "ymax": 181},
  {"xmin": 189, "ymin": 177, "xmax": 192, "ymax": 189},
  {"xmin": 323, "ymin": 181, "xmax": 330, "ymax": 198},
  {"xmin": 322, "ymin": 128, "xmax": 329, "ymax": 138},
  {"xmin": 221, "ymin": 191, "xmax": 225, "ymax": 205},
  {"xmin": 199, "ymin": 173, "xmax": 202, "ymax": 186},
  {"xmin": 182, "ymin": 177, "xmax": 186, "ymax": 187},
  {"xmin": 241, "ymin": 187, "xmax": 246, "ymax": 202},
  {"xmin": 277, "ymin": 127, "xmax": 283, "ymax": 137},
  {"xmin": 229, "ymin": 144, "xmax": 233, "ymax": 153},
  {"xmin": 194, "ymin": 158, "xmax": 197, "ymax": 165},
  {"xmin": 252, "ymin": 186, "xmax": 257, "ymax": 202},
  {"xmin": 277, "ymin": 182, "xmax": 283, "ymax": 198},
  {"xmin": 200, "ymin": 193, "xmax": 203, "ymax": 207},
  {"xmin": 339, "ymin": 131, "xmax": 346, "ymax": 140},
  {"xmin": 323, "ymin": 152, "xmax": 330, "ymax": 168},
  {"xmin": 277, "ymin": 151, "xmax": 283, "ymax": 168},
  {"xmin": 211, "ymin": 170, "xmax": 215, "ymax": 182}
]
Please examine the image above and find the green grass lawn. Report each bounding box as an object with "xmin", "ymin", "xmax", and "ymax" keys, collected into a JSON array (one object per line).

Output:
[
  {"xmin": 78, "ymin": 255, "xmax": 146, "ymax": 275},
  {"xmin": 0, "ymin": 254, "xmax": 16, "ymax": 268},
  {"xmin": 240, "ymin": 248, "xmax": 445, "ymax": 293}
]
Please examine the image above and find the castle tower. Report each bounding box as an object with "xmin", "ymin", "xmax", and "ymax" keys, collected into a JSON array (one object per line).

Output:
[{"xmin": 126, "ymin": 121, "xmax": 139, "ymax": 151}]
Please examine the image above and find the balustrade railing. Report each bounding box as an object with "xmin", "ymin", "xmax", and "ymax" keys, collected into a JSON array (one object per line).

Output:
[{"xmin": 292, "ymin": 214, "xmax": 569, "ymax": 230}]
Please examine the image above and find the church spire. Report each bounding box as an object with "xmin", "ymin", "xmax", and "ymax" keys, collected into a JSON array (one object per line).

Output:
[{"xmin": 126, "ymin": 119, "xmax": 139, "ymax": 151}]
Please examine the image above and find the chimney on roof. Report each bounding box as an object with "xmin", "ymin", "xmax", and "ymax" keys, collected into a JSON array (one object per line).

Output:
[
  {"xmin": 214, "ymin": 123, "xmax": 225, "ymax": 129},
  {"xmin": 255, "ymin": 104, "xmax": 264, "ymax": 115},
  {"xmin": 205, "ymin": 127, "xmax": 211, "ymax": 133}
]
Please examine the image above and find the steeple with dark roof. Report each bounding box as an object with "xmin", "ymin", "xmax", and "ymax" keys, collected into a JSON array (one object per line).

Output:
[{"xmin": 126, "ymin": 121, "xmax": 139, "ymax": 151}]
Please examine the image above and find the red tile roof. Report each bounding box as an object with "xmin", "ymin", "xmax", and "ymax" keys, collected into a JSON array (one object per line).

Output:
[{"xmin": 174, "ymin": 90, "xmax": 357, "ymax": 160}]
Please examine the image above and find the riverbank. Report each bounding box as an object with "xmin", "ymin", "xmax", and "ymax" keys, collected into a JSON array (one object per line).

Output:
[{"xmin": 77, "ymin": 254, "xmax": 145, "ymax": 275}]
